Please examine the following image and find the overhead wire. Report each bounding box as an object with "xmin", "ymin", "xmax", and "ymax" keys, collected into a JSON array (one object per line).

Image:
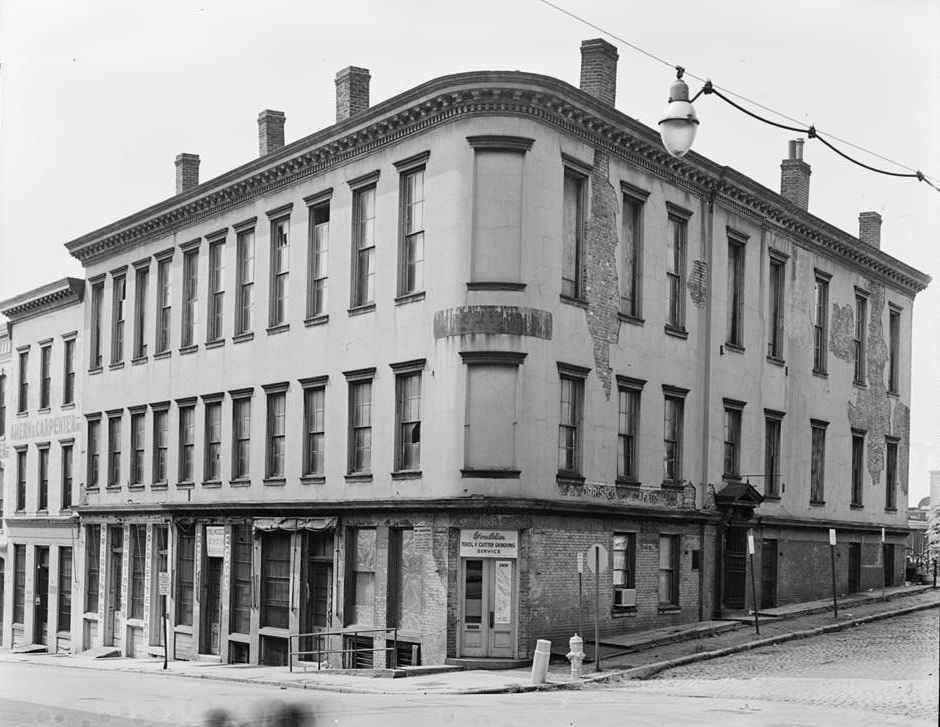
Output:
[{"xmin": 536, "ymin": 0, "xmax": 939, "ymax": 189}]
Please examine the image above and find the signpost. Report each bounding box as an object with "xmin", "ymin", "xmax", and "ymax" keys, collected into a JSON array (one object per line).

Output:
[
  {"xmin": 881, "ymin": 528, "xmax": 886, "ymax": 601},
  {"xmin": 158, "ymin": 572, "xmax": 169, "ymax": 669},
  {"xmin": 747, "ymin": 530, "xmax": 759, "ymax": 635},
  {"xmin": 576, "ymin": 551, "xmax": 584, "ymax": 640},
  {"xmin": 829, "ymin": 528, "xmax": 839, "ymax": 618},
  {"xmin": 585, "ymin": 544, "xmax": 608, "ymax": 672}
]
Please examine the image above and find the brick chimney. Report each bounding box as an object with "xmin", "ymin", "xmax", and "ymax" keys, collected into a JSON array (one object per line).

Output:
[
  {"xmin": 335, "ymin": 67, "xmax": 371, "ymax": 123},
  {"xmin": 258, "ymin": 110, "xmax": 286, "ymax": 156},
  {"xmin": 579, "ymin": 38, "xmax": 619, "ymax": 106},
  {"xmin": 859, "ymin": 211, "xmax": 882, "ymax": 249},
  {"xmin": 175, "ymin": 153, "xmax": 200, "ymax": 194},
  {"xmin": 780, "ymin": 139, "xmax": 811, "ymax": 210}
]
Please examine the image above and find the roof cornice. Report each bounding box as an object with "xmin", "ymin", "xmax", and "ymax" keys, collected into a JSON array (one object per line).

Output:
[
  {"xmin": 0, "ymin": 277, "xmax": 85, "ymax": 322},
  {"xmin": 64, "ymin": 72, "xmax": 930, "ymax": 296}
]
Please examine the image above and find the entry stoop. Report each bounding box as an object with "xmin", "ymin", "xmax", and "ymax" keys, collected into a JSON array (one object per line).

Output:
[{"xmin": 12, "ymin": 643, "xmax": 48, "ymax": 654}]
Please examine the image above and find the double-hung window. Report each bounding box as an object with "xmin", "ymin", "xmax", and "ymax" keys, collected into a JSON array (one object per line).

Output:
[
  {"xmin": 557, "ymin": 364, "xmax": 589, "ymax": 477},
  {"xmin": 301, "ymin": 378, "xmax": 326, "ymax": 478},
  {"xmin": 888, "ymin": 306, "xmax": 901, "ymax": 394},
  {"xmin": 58, "ymin": 547, "xmax": 72, "ymax": 632},
  {"xmin": 885, "ymin": 437, "xmax": 899, "ymax": 510},
  {"xmin": 813, "ymin": 272, "xmax": 830, "ymax": 374},
  {"xmin": 767, "ymin": 252, "xmax": 786, "ymax": 361},
  {"xmin": 15, "ymin": 448, "xmax": 26, "ymax": 511},
  {"xmin": 178, "ymin": 402, "xmax": 195, "ymax": 483},
  {"xmin": 810, "ymin": 419, "xmax": 828, "ymax": 503},
  {"xmin": 107, "ymin": 412, "xmax": 122, "ymax": 487},
  {"xmin": 38, "ymin": 446, "xmax": 49, "ymax": 511},
  {"xmin": 763, "ymin": 411, "xmax": 783, "ymax": 498},
  {"xmin": 345, "ymin": 369, "xmax": 375, "ymax": 476},
  {"xmin": 612, "ymin": 533, "xmax": 637, "ymax": 608},
  {"xmin": 90, "ymin": 281, "xmax": 104, "ymax": 368},
  {"xmin": 111, "ymin": 274, "xmax": 126, "ymax": 364},
  {"xmin": 345, "ymin": 527, "xmax": 376, "ymax": 626},
  {"xmin": 235, "ymin": 226, "xmax": 255, "ymax": 335},
  {"xmin": 620, "ymin": 185, "xmax": 647, "ymax": 318},
  {"xmin": 617, "ymin": 377, "xmax": 644, "ymax": 482},
  {"xmin": 61, "ymin": 443, "xmax": 73, "ymax": 509},
  {"xmin": 561, "ymin": 169, "xmax": 586, "ymax": 299},
  {"xmin": 665, "ymin": 205, "xmax": 690, "ymax": 332},
  {"xmin": 350, "ymin": 175, "xmax": 378, "ymax": 309},
  {"xmin": 17, "ymin": 348, "xmax": 28, "ymax": 414},
  {"xmin": 726, "ymin": 233, "xmax": 746, "ymax": 347},
  {"xmin": 86, "ymin": 416, "xmax": 100, "ymax": 489},
  {"xmin": 268, "ymin": 210, "xmax": 291, "ymax": 328},
  {"xmin": 155, "ymin": 255, "xmax": 172, "ymax": 354},
  {"xmin": 207, "ymin": 239, "xmax": 225, "ymax": 342},
  {"xmin": 723, "ymin": 399, "xmax": 744, "ymax": 479},
  {"xmin": 0, "ymin": 373, "xmax": 6, "ymax": 436},
  {"xmin": 203, "ymin": 397, "xmax": 222, "ymax": 483},
  {"xmin": 658, "ymin": 534, "xmax": 680, "ymax": 607},
  {"xmin": 13, "ymin": 545, "xmax": 25, "ymax": 623},
  {"xmin": 130, "ymin": 410, "xmax": 145, "ymax": 486},
  {"xmin": 397, "ymin": 160, "xmax": 426, "ymax": 297},
  {"xmin": 851, "ymin": 430, "xmax": 865, "ymax": 507},
  {"xmin": 231, "ymin": 392, "xmax": 252, "ymax": 481},
  {"xmin": 305, "ymin": 195, "xmax": 330, "ymax": 319},
  {"xmin": 181, "ymin": 246, "xmax": 199, "ymax": 348},
  {"xmin": 264, "ymin": 385, "xmax": 287, "ymax": 480},
  {"xmin": 663, "ymin": 386, "xmax": 688, "ymax": 485},
  {"xmin": 133, "ymin": 264, "xmax": 149, "ymax": 359},
  {"xmin": 39, "ymin": 344, "xmax": 52, "ymax": 409},
  {"xmin": 854, "ymin": 290, "xmax": 868, "ymax": 385},
  {"xmin": 392, "ymin": 361, "xmax": 424, "ymax": 472},
  {"xmin": 151, "ymin": 405, "xmax": 168, "ymax": 485},
  {"xmin": 63, "ymin": 337, "xmax": 76, "ymax": 405}
]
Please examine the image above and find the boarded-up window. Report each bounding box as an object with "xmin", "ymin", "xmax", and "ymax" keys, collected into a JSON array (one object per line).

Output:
[
  {"xmin": 471, "ymin": 151, "xmax": 523, "ymax": 283},
  {"xmin": 345, "ymin": 528, "xmax": 376, "ymax": 626},
  {"xmin": 388, "ymin": 528, "xmax": 423, "ymax": 633},
  {"xmin": 465, "ymin": 365, "xmax": 516, "ymax": 470}
]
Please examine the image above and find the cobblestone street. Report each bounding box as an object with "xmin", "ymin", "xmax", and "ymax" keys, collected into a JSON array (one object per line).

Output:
[{"xmin": 615, "ymin": 609, "xmax": 939, "ymax": 723}]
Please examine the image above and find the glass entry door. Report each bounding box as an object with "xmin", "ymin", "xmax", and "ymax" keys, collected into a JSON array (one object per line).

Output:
[{"xmin": 460, "ymin": 558, "xmax": 514, "ymax": 658}]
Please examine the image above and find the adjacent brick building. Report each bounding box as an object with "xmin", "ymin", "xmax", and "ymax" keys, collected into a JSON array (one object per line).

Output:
[{"xmin": 0, "ymin": 39, "xmax": 929, "ymax": 666}]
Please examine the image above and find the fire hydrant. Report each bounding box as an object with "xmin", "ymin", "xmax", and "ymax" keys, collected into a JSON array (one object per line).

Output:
[{"xmin": 566, "ymin": 633, "xmax": 586, "ymax": 679}]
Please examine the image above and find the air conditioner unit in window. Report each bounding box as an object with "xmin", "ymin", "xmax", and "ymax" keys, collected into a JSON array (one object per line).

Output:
[{"xmin": 614, "ymin": 588, "xmax": 636, "ymax": 607}]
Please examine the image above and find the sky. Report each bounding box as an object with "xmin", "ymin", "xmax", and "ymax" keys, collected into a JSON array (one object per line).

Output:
[{"xmin": 0, "ymin": 0, "xmax": 937, "ymax": 504}]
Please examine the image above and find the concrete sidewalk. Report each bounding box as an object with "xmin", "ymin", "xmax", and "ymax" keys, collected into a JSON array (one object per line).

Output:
[{"xmin": 1, "ymin": 585, "xmax": 936, "ymax": 695}]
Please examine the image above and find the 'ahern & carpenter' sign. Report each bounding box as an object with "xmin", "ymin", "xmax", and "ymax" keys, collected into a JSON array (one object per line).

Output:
[{"xmin": 459, "ymin": 529, "xmax": 518, "ymax": 558}]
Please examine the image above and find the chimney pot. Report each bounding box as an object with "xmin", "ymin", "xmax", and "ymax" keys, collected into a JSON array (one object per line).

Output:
[
  {"xmin": 258, "ymin": 110, "xmax": 286, "ymax": 156},
  {"xmin": 579, "ymin": 38, "xmax": 619, "ymax": 106},
  {"xmin": 335, "ymin": 67, "xmax": 371, "ymax": 123},
  {"xmin": 780, "ymin": 139, "xmax": 811, "ymax": 210},
  {"xmin": 175, "ymin": 153, "xmax": 200, "ymax": 194},
  {"xmin": 859, "ymin": 211, "xmax": 882, "ymax": 249}
]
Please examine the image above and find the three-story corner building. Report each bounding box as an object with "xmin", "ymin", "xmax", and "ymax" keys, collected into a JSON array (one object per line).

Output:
[
  {"xmin": 53, "ymin": 39, "xmax": 927, "ymax": 667},
  {"xmin": 0, "ymin": 279, "xmax": 84, "ymax": 653}
]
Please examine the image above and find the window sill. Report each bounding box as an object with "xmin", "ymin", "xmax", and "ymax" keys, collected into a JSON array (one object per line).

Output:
[
  {"xmin": 108, "ymin": 362, "xmax": 125, "ymax": 371},
  {"xmin": 809, "ymin": 499, "xmax": 826, "ymax": 506},
  {"xmin": 205, "ymin": 339, "xmax": 225, "ymax": 350},
  {"xmin": 661, "ymin": 481, "xmax": 684, "ymax": 490},
  {"xmin": 556, "ymin": 473, "xmax": 586, "ymax": 486},
  {"xmin": 202, "ymin": 480, "xmax": 222, "ymax": 489},
  {"xmin": 105, "ymin": 485, "xmax": 122, "ymax": 492},
  {"xmin": 618, "ymin": 312, "xmax": 644, "ymax": 326},
  {"xmin": 266, "ymin": 324, "xmax": 290, "ymax": 336},
  {"xmin": 180, "ymin": 345, "xmax": 198, "ymax": 355},
  {"xmin": 85, "ymin": 487, "xmax": 100, "ymax": 494},
  {"xmin": 304, "ymin": 315, "xmax": 329, "ymax": 328},
  {"xmin": 233, "ymin": 332, "xmax": 254, "ymax": 344},
  {"xmin": 615, "ymin": 477, "xmax": 641, "ymax": 487},
  {"xmin": 887, "ymin": 390, "xmax": 900, "ymax": 398},
  {"xmin": 128, "ymin": 484, "xmax": 145, "ymax": 492},
  {"xmin": 38, "ymin": 407, "xmax": 51, "ymax": 415},
  {"xmin": 766, "ymin": 355, "xmax": 785, "ymax": 367},
  {"xmin": 300, "ymin": 475, "xmax": 326, "ymax": 485},
  {"xmin": 612, "ymin": 606, "xmax": 638, "ymax": 617},
  {"xmin": 16, "ymin": 410, "xmax": 28, "ymax": 417},
  {"xmin": 722, "ymin": 474, "xmax": 742, "ymax": 482},
  {"xmin": 461, "ymin": 468, "xmax": 521, "ymax": 479},
  {"xmin": 658, "ymin": 605, "xmax": 681, "ymax": 614},
  {"xmin": 723, "ymin": 342, "xmax": 745, "ymax": 354},
  {"xmin": 391, "ymin": 470, "xmax": 422, "ymax": 481},
  {"xmin": 88, "ymin": 365, "xmax": 103, "ymax": 375},
  {"xmin": 175, "ymin": 481, "xmax": 194, "ymax": 489},
  {"xmin": 153, "ymin": 351, "xmax": 171, "ymax": 361},
  {"xmin": 762, "ymin": 494, "xmax": 781, "ymax": 502},
  {"xmin": 850, "ymin": 503, "xmax": 864, "ymax": 510},
  {"xmin": 348, "ymin": 303, "xmax": 376, "ymax": 317},
  {"xmin": 229, "ymin": 479, "xmax": 251, "ymax": 488},
  {"xmin": 395, "ymin": 291, "xmax": 426, "ymax": 305},
  {"xmin": 263, "ymin": 477, "xmax": 286, "ymax": 487},
  {"xmin": 150, "ymin": 482, "xmax": 168, "ymax": 491},
  {"xmin": 559, "ymin": 294, "xmax": 588, "ymax": 309},
  {"xmin": 812, "ymin": 369, "xmax": 828, "ymax": 379},
  {"xmin": 467, "ymin": 281, "xmax": 526, "ymax": 292},
  {"xmin": 853, "ymin": 380, "xmax": 868, "ymax": 389},
  {"xmin": 61, "ymin": 402, "xmax": 75, "ymax": 410},
  {"xmin": 664, "ymin": 325, "xmax": 688, "ymax": 340},
  {"xmin": 132, "ymin": 356, "xmax": 148, "ymax": 366},
  {"xmin": 884, "ymin": 507, "xmax": 898, "ymax": 513},
  {"xmin": 344, "ymin": 473, "xmax": 373, "ymax": 483}
]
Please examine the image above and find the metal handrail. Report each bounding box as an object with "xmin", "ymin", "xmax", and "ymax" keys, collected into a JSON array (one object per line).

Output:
[{"xmin": 288, "ymin": 627, "xmax": 398, "ymax": 672}]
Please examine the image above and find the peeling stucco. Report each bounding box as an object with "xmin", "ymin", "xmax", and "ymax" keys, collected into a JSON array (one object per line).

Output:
[
  {"xmin": 893, "ymin": 401, "xmax": 911, "ymax": 497},
  {"xmin": 582, "ymin": 149, "xmax": 620, "ymax": 400},
  {"xmin": 829, "ymin": 302, "xmax": 855, "ymax": 363},
  {"xmin": 433, "ymin": 306, "xmax": 552, "ymax": 339},
  {"xmin": 688, "ymin": 260, "xmax": 708, "ymax": 310}
]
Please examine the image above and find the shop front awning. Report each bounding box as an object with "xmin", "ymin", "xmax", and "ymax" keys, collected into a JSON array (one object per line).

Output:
[{"xmin": 252, "ymin": 516, "xmax": 337, "ymax": 533}]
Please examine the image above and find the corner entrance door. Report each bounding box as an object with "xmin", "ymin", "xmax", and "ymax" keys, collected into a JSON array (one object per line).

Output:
[
  {"xmin": 201, "ymin": 557, "xmax": 223, "ymax": 655},
  {"xmin": 33, "ymin": 547, "xmax": 50, "ymax": 645},
  {"xmin": 105, "ymin": 526, "xmax": 123, "ymax": 651},
  {"xmin": 460, "ymin": 559, "xmax": 514, "ymax": 658}
]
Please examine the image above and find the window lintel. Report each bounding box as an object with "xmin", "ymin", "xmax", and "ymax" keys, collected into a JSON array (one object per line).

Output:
[
  {"xmin": 266, "ymin": 202, "xmax": 293, "ymax": 220},
  {"xmin": 467, "ymin": 135, "xmax": 534, "ymax": 153},
  {"xmin": 347, "ymin": 170, "xmax": 380, "ymax": 190},
  {"xmin": 665, "ymin": 201, "xmax": 693, "ymax": 220},
  {"xmin": 722, "ymin": 398, "xmax": 746, "ymax": 411},
  {"xmin": 620, "ymin": 181, "xmax": 650, "ymax": 201},
  {"xmin": 261, "ymin": 381, "xmax": 290, "ymax": 393},
  {"xmin": 459, "ymin": 350, "xmax": 526, "ymax": 366},
  {"xmin": 299, "ymin": 375, "xmax": 329, "ymax": 389},
  {"xmin": 662, "ymin": 384, "xmax": 690, "ymax": 398},
  {"xmin": 557, "ymin": 361, "xmax": 591, "ymax": 379},
  {"xmin": 389, "ymin": 358, "xmax": 426, "ymax": 373},
  {"xmin": 342, "ymin": 367, "xmax": 376, "ymax": 382},
  {"xmin": 616, "ymin": 375, "xmax": 646, "ymax": 390},
  {"xmin": 232, "ymin": 216, "xmax": 258, "ymax": 233},
  {"xmin": 303, "ymin": 188, "xmax": 334, "ymax": 207},
  {"xmin": 393, "ymin": 150, "xmax": 431, "ymax": 172}
]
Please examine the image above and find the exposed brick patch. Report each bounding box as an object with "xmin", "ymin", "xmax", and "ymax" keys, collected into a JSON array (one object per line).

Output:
[
  {"xmin": 688, "ymin": 260, "xmax": 708, "ymax": 309},
  {"xmin": 847, "ymin": 281, "xmax": 891, "ymax": 489},
  {"xmin": 829, "ymin": 302, "xmax": 855, "ymax": 362},
  {"xmin": 582, "ymin": 150, "xmax": 620, "ymax": 400}
]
